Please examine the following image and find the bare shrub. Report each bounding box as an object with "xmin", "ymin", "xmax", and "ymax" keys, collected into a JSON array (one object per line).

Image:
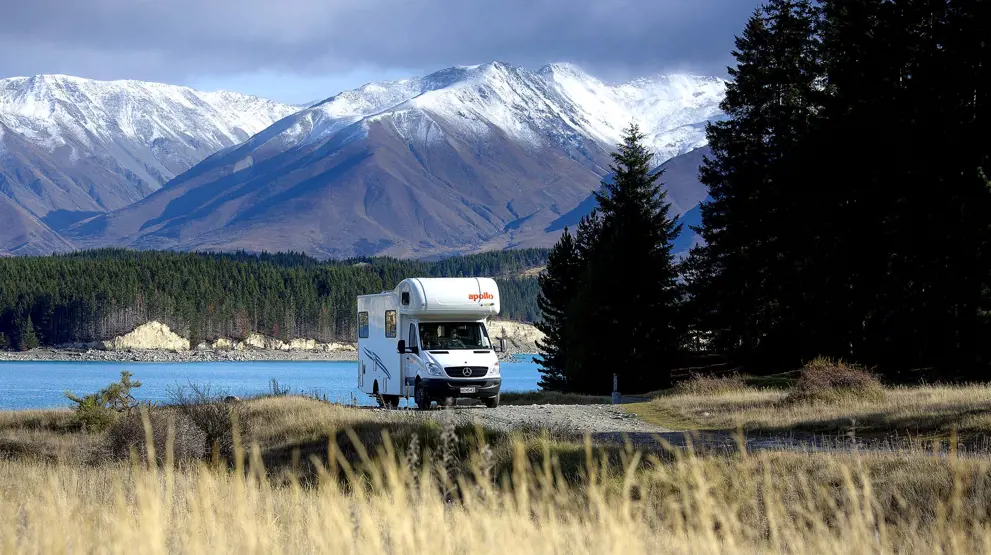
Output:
[
  {"xmin": 786, "ymin": 357, "xmax": 885, "ymax": 403},
  {"xmin": 168, "ymin": 383, "xmax": 251, "ymax": 464},
  {"xmin": 674, "ymin": 373, "xmax": 751, "ymax": 396},
  {"xmin": 105, "ymin": 409, "xmax": 206, "ymax": 464}
]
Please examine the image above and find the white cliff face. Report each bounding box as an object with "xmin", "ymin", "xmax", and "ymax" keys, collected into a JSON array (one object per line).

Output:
[
  {"xmin": 101, "ymin": 321, "xmax": 191, "ymax": 351},
  {"xmin": 488, "ymin": 319, "xmax": 546, "ymax": 354}
]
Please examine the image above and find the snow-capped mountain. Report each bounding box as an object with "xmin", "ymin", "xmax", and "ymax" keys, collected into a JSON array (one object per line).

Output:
[
  {"xmin": 0, "ymin": 74, "xmax": 298, "ymax": 217},
  {"xmin": 67, "ymin": 62, "xmax": 725, "ymax": 258},
  {"xmin": 230, "ymin": 62, "xmax": 722, "ymax": 169}
]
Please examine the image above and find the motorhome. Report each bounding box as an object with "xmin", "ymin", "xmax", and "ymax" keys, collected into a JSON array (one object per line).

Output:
[{"xmin": 357, "ymin": 277, "xmax": 503, "ymax": 409}]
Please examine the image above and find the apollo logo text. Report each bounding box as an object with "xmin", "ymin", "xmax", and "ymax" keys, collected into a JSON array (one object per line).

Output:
[{"xmin": 469, "ymin": 292, "xmax": 494, "ymax": 301}]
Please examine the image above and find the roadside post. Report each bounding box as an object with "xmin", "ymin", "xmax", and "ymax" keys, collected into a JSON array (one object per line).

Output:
[{"xmin": 612, "ymin": 373, "xmax": 621, "ymax": 404}]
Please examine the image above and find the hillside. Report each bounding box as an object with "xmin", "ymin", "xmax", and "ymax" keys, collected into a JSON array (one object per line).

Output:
[
  {"xmin": 64, "ymin": 62, "xmax": 723, "ymax": 258},
  {"xmin": 0, "ymin": 75, "xmax": 299, "ymax": 254}
]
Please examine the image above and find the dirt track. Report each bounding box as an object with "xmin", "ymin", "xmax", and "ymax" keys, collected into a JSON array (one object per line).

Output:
[{"xmin": 377, "ymin": 403, "xmax": 958, "ymax": 455}]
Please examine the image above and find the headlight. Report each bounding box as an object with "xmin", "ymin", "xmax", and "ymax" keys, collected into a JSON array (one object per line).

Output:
[
  {"xmin": 427, "ymin": 362, "xmax": 444, "ymax": 376},
  {"xmin": 489, "ymin": 362, "xmax": 500, "ymax": 376}
]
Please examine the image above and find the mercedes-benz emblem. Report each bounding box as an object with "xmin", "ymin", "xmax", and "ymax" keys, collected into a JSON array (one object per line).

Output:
[{"xmin": 462, "ymin": 367, "xmax": 472, "ymax": 377}]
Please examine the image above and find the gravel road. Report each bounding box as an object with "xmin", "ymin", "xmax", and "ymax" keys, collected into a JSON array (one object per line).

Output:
[
  {"xmin": 424, "ymin": 404, "xmax": 672, "ymax": 436},
  {"xmin": 374, "ymin": 404, "xmax": 931, "ymax": 454}
]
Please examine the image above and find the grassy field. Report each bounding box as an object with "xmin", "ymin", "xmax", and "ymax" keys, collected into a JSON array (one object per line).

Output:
[
  {"xmin": 2, "ymin": 397, "xmax": 991, "ymax": 553},
  {"xmin": 5, "ymin": 364, "xmax": 991, "ymax": 553},
  {"xmin": 628, "ymin": 361, "xmax": 991, "ymax": 447}
]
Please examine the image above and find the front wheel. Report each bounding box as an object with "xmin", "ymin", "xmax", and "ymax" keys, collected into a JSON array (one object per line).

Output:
[
  {"xmin": 414, "ymin": 381, "xmax": 431, "ymax": 411},
  {"xmin": 483, "ymin": 394, "xmax": 500, "ymax": 408}
]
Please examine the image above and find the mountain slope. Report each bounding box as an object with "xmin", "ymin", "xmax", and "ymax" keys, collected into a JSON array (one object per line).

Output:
[
  {"xmin": 0, "ymin": 196, "xmax": 74, "ymax": 256},
  {"xmin": 0, "ymin": 75, "xmax": 299, "ymax": 218},
  {"xmin": 68, "ymin": 62, "xmax": 724, "ymax": 258},
  {"xmin": 546, "ymin": 146, "xmax": 711, "ymax": 232}
]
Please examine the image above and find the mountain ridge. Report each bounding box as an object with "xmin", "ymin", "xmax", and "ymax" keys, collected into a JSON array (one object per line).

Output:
[{"xmin": 5, "ymin": 63, "xmax": 723, "ymax": 258}]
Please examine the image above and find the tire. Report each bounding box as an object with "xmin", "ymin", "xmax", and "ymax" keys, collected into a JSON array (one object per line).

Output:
[
  {"xmin": 483, "ymin": 394, "xmax": 500, "ymax": 409},
  {"xmin": 379, "ymin": 395, "xmax": 400, "ymax": 409},
  {"xmin": 414, "ymin": 381, "xmax": 431, "ymax": 411}
]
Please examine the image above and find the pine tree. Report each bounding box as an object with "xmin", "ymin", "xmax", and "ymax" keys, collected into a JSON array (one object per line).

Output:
[
  {"xmin": 534, "ymin": 228, "xmax": 580, "ymax": 391},
  {"xmin": 590, "ymin": 123, "xmax": 683, "ymax": 393},
  {"xmin": 694, "ymin": 1, "xmax": 823, "ymax": 368},
  {"xmin": 17, "ymin": 315, "xmax": 39, "ymax": 351},
  {"xmin": 564, "ymin": 211, "xmax": 604, "ymax": 393}
]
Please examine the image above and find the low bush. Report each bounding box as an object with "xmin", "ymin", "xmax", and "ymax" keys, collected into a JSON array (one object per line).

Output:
[
  {"xmin": 64, "ymin": 371, "xmax": 143, "ymax": 432},
  {"xmin": 674, "ymin": 373, "xmax": 751, "ymax": 396},
  {"xmin": 168, "ymin": 384, "xmax": 251, "ymax": 464},
  {"xmin": 104, "ymin": 409, "xmax": 206, "ymax": 464},
  {"xmin": 786, "ymin": 357, "xmax": 885, "ymax": 403}
]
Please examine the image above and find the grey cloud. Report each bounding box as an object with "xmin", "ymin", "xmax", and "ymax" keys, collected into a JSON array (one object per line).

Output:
[{"xmin": 0, "ymin": 0, "xmax": 761, "ymax": 84}]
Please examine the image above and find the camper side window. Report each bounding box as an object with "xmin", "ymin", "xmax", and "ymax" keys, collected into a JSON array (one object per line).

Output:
[
  {"xmin": 385, "ymin": 310, "xmax": 397, "ymax": 338},
  {"xmin": 358, "ymin": 312, "xmax": 369, "ymax": 338},
  {"xmin": 401, "ymin": 292, "xmax": 410, "ymax": 306}
]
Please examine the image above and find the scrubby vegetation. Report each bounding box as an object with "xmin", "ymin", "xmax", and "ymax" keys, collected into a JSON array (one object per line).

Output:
[
  {"xmin": 64, "ymin": 370, "xmax": 144, "ymax": 432},
  {"xmin": 3, "ymin": 394, "xmax": 991, "ymax": 553},
  {"xmin": 640, "ymin": 378, "xmax": 991, "ymax": 443},
  {"xmin": 673, "ymin": 373, "xmax": 752, "ymax": 396},
  {"xmin": 104, "ymin": 408, "xmax": 206, "ymax": 464},
  {"xmin": 785, "ymin": 357, "xmax": 886, "ymax": 404}
]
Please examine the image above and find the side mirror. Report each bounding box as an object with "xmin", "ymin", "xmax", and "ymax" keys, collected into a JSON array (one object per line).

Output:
[
  {"xmin": 411, "ymin": 345, "xmax": 420, "ymax": 355},
  {"xmin": 397, "ymin": 339, "xmax": 406, "ymax": 354}
]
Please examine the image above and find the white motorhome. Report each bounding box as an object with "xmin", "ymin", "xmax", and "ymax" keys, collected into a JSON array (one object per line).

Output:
[{"xmin": 357, "ymin": 277, "xmax": 503, "ymax": 409}]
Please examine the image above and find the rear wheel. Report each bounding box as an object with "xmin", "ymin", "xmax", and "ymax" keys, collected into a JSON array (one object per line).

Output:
[
  {"xmin": 414, "ymin": 381, "xmax": 431, "ymax": 410},
  {"xmin": 483, "ymin": 394, "xmax": 500, "ymax": 408}
]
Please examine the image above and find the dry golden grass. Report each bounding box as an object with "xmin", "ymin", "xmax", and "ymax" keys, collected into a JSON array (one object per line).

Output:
[
  {"xmin": 8, "ymin": 394, "xmax": 991, "ymax": 552},
  {"xmin": 4, "ymin": 407, "xmax": 991, "ymax": 554},
  {"xmin": 640, "ymin": 383, "xmax": 991, "ymax": 440}
]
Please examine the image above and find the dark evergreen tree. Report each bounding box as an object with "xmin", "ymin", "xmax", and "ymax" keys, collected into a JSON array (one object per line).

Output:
[
  {"xmin": 534, "ymin": 228, "xmax": 580, "ymax": 390},
  {"xmin": 693, "ymin": 0, "xmax": 823, "ymax": 368},
  {"xmin": 689, "ymin": 0, "xmax": 991, "ymax": 380},
  {"xmin": 588, "ymin": 124, "xmax": 684, "ymax": 393},
  {"xmin": 0, "ymin": 249, "xmax": 549, "ymax": 347},
  {"xmin": 564, "ymin": 211, "xmax": 605, "ymax": 393},
  {"xmin": 17, "ymin": 315, "xmax": 39, "ymax": 351}
]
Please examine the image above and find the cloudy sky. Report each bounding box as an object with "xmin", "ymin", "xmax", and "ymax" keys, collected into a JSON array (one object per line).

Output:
[{"xmin": 0, "ymin": 0, "xmax": 761, "ymax": 104}]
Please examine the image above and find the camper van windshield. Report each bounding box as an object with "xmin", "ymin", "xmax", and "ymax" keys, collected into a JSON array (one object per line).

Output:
[{"xmin": 418, "ymin": 322, "xmax": 491, "ymax": 351}]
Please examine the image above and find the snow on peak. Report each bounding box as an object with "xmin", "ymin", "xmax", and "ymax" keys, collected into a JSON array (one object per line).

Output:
[
  {"xmin": 539, "ymin": 65, "xmax": 727, "ymax": 161},
  {"xmin": 0, "ymin": 74, "xmax": 299, "ymax": 187},
  {"xmin": 226, "ymin": 61, "xmax": 727, "ymax": 167}
]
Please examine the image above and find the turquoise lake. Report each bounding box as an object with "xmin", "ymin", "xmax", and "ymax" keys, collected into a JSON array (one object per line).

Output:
[{"xmin": 0, "ymin": 359, "xmax": 542, "ymax": 410}]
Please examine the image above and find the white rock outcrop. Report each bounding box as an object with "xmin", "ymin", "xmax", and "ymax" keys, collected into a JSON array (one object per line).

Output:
[
  {"xmin": 487, "ymin": 320, "xmax": 544, "ymax": 353},
  {"xmin": 211, "ymin": 338, "xmax": 233, "ymax": 350},
  {"xmin": 207, "ymin": 333, "xmax": 356, "ymax": 352},
  {"xmin": 102, "ymin": 321, "xmax": 190, "ymax": 351}
]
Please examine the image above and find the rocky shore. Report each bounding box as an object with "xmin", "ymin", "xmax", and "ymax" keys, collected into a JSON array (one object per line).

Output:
[
  {"xmin": 0, "ymin": 319, "xmax": 543, "ymax": 364},
  {"xmin": 0, "ymin": 346, "xmax": 535, "ymax": 363},
  {"xmin": 0, "ymin": 347, "xmax": 360, "ymax": 363}
]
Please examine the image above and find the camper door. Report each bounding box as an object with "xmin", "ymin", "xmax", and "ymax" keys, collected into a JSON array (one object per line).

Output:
[{"xmin": 401, "ymin": 318, "xmax": 424, "ymax": 397}]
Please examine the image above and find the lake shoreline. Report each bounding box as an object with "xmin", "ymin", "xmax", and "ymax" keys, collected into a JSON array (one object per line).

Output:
[
  {"xmin": 0, "ymin": 348, "xmax": 534, "ymax": 364},
  {"xmin": 0, "ymin": 347, "xmax": 360, "ymax": 363}
]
